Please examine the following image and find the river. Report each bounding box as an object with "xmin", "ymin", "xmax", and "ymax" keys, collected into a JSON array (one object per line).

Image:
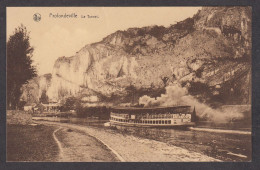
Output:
[{"xmin": 33, "ymin": 116, "xmax": 251, "ymax": 162}]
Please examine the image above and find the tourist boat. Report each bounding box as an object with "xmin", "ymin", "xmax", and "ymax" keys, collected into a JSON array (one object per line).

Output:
[{"xmin": 109, "ymin": 105, "xmax": 196, "ymax": 128}]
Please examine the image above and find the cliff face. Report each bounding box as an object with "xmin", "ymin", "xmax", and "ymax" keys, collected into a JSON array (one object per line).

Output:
[
  {"xmin": 21, "ymin": 73, "xmax": 52, "ymax": 103},
  {"xmin": 26, "ymin": 7, "xmax": 252, "ymax": 105}
]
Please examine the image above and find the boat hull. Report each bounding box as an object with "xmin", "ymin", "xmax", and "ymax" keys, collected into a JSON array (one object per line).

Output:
[{"xmin": 110, "ymin": 120, "xmax": 195, "ymax": 128}]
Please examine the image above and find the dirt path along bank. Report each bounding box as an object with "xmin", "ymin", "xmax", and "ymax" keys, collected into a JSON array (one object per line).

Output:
[{"xmin": 53, "ymin": 127, "xmax": 119, "ymax": 162}]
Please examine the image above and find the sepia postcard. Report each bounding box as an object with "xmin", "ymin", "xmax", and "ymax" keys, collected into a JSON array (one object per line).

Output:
[{"xmin": 5, "ymin": 6, "xmax": 252, "ymax": 162}]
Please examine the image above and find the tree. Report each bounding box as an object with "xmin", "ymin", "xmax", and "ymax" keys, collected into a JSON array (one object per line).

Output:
[
  {"xmin": 7, "ymin": 25, "xmax": 37, "ymax": 109},
  {"xmin": 161, "ymin": 76, "xmax": 169, "ymax": 87},
  {"xmin": 125, "ymin": 84, "xmax": 137, "ymax": 104},
  {"xmin": 39, "ymin": 90, "xmax": 49, "ymax": 104},
  {"xmin": 63, "ymin": 97, "xmax": 78, "ymax": 111}
]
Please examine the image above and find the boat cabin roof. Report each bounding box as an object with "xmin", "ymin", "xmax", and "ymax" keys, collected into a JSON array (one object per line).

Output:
[{"xmin": 111, "ymin": 105, "xmax": 191, "ymax": 114}]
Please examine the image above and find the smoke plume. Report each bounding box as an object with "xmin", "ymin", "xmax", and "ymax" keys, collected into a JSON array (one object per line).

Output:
[{"xmin": 139, "ymin": 84, "xmax": 244, "ymax": 123}]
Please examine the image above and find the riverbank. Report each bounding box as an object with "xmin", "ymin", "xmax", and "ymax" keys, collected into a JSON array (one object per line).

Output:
[
  {"xmin": 7, "ymin": 124, "xmax": 59, "ymax": 161},
  {"xmin": 35, "ymin": 120, "xmax": 220, "ymax": 162},
  {"xmin": 7, "ymin": 123, "xmax": 120, "ymax": 162},
  {"xmin": 54, "ymin": 127, "xmax": 119, "ymax": 161}
]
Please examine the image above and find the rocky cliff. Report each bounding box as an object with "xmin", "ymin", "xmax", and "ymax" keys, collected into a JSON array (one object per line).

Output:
[
  {"xmin": 23, "ymin": 7, "xmax": 252, "ymax": 106},
  {"xmin": 21, "ymin": 73, "xmax": 52, "ymax": 103}
]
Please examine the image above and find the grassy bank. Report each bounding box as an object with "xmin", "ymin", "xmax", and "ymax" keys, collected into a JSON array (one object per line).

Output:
[
  {"xmin": 7, "ymin": 110, "xmax": 32, "ymax": 125},
  {"xmin": 7, "ymin": 124, "xmax": 59, "ymax": 161}
]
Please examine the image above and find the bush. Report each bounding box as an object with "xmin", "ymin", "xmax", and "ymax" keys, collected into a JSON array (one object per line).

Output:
[
  {"xmin": 7, "ymin": 110, "xmax": 32, "ymax": 125},
  {"xmin": 76, "ymin": 106, "xmax": 110, "ymax": 120}
]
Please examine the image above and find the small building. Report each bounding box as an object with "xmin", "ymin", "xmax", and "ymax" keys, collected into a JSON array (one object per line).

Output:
[
  {"xmin": 215, "ymin": 84, "xmax": 221, "ymax": 89},
  {"xmin": 41, "ymin": 102, "xmax": 61, "ymax": 112},
  {"xmin": 24, "ymin": 103, "xmax": 36, "ymax": 111}
]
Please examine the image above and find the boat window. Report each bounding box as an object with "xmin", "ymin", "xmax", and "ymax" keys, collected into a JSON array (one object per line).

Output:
[
  {"xmin": 156, "ymin": 120, "xmax": 158, "ymax": 124},
  {"xmin": 168, "ymin": 120, "xmax": 171, "ymax": 124},
  {"xmin": 159, "ymin": 120, "xmax": 161, "ymax": 124},
  {"xmin": 162, "ymin": 120, "xmax": 165, "ymax": 124}
]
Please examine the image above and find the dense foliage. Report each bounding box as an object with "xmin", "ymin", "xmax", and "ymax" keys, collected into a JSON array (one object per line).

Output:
[{"xmin": 7, "ymin": 25, "xmax": 37, "ymax": 109}]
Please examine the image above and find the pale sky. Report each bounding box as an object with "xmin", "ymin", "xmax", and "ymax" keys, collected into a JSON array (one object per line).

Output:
[{"xmin": 7, "ymin": 7, "xmax": 201, "ymax": 75}]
